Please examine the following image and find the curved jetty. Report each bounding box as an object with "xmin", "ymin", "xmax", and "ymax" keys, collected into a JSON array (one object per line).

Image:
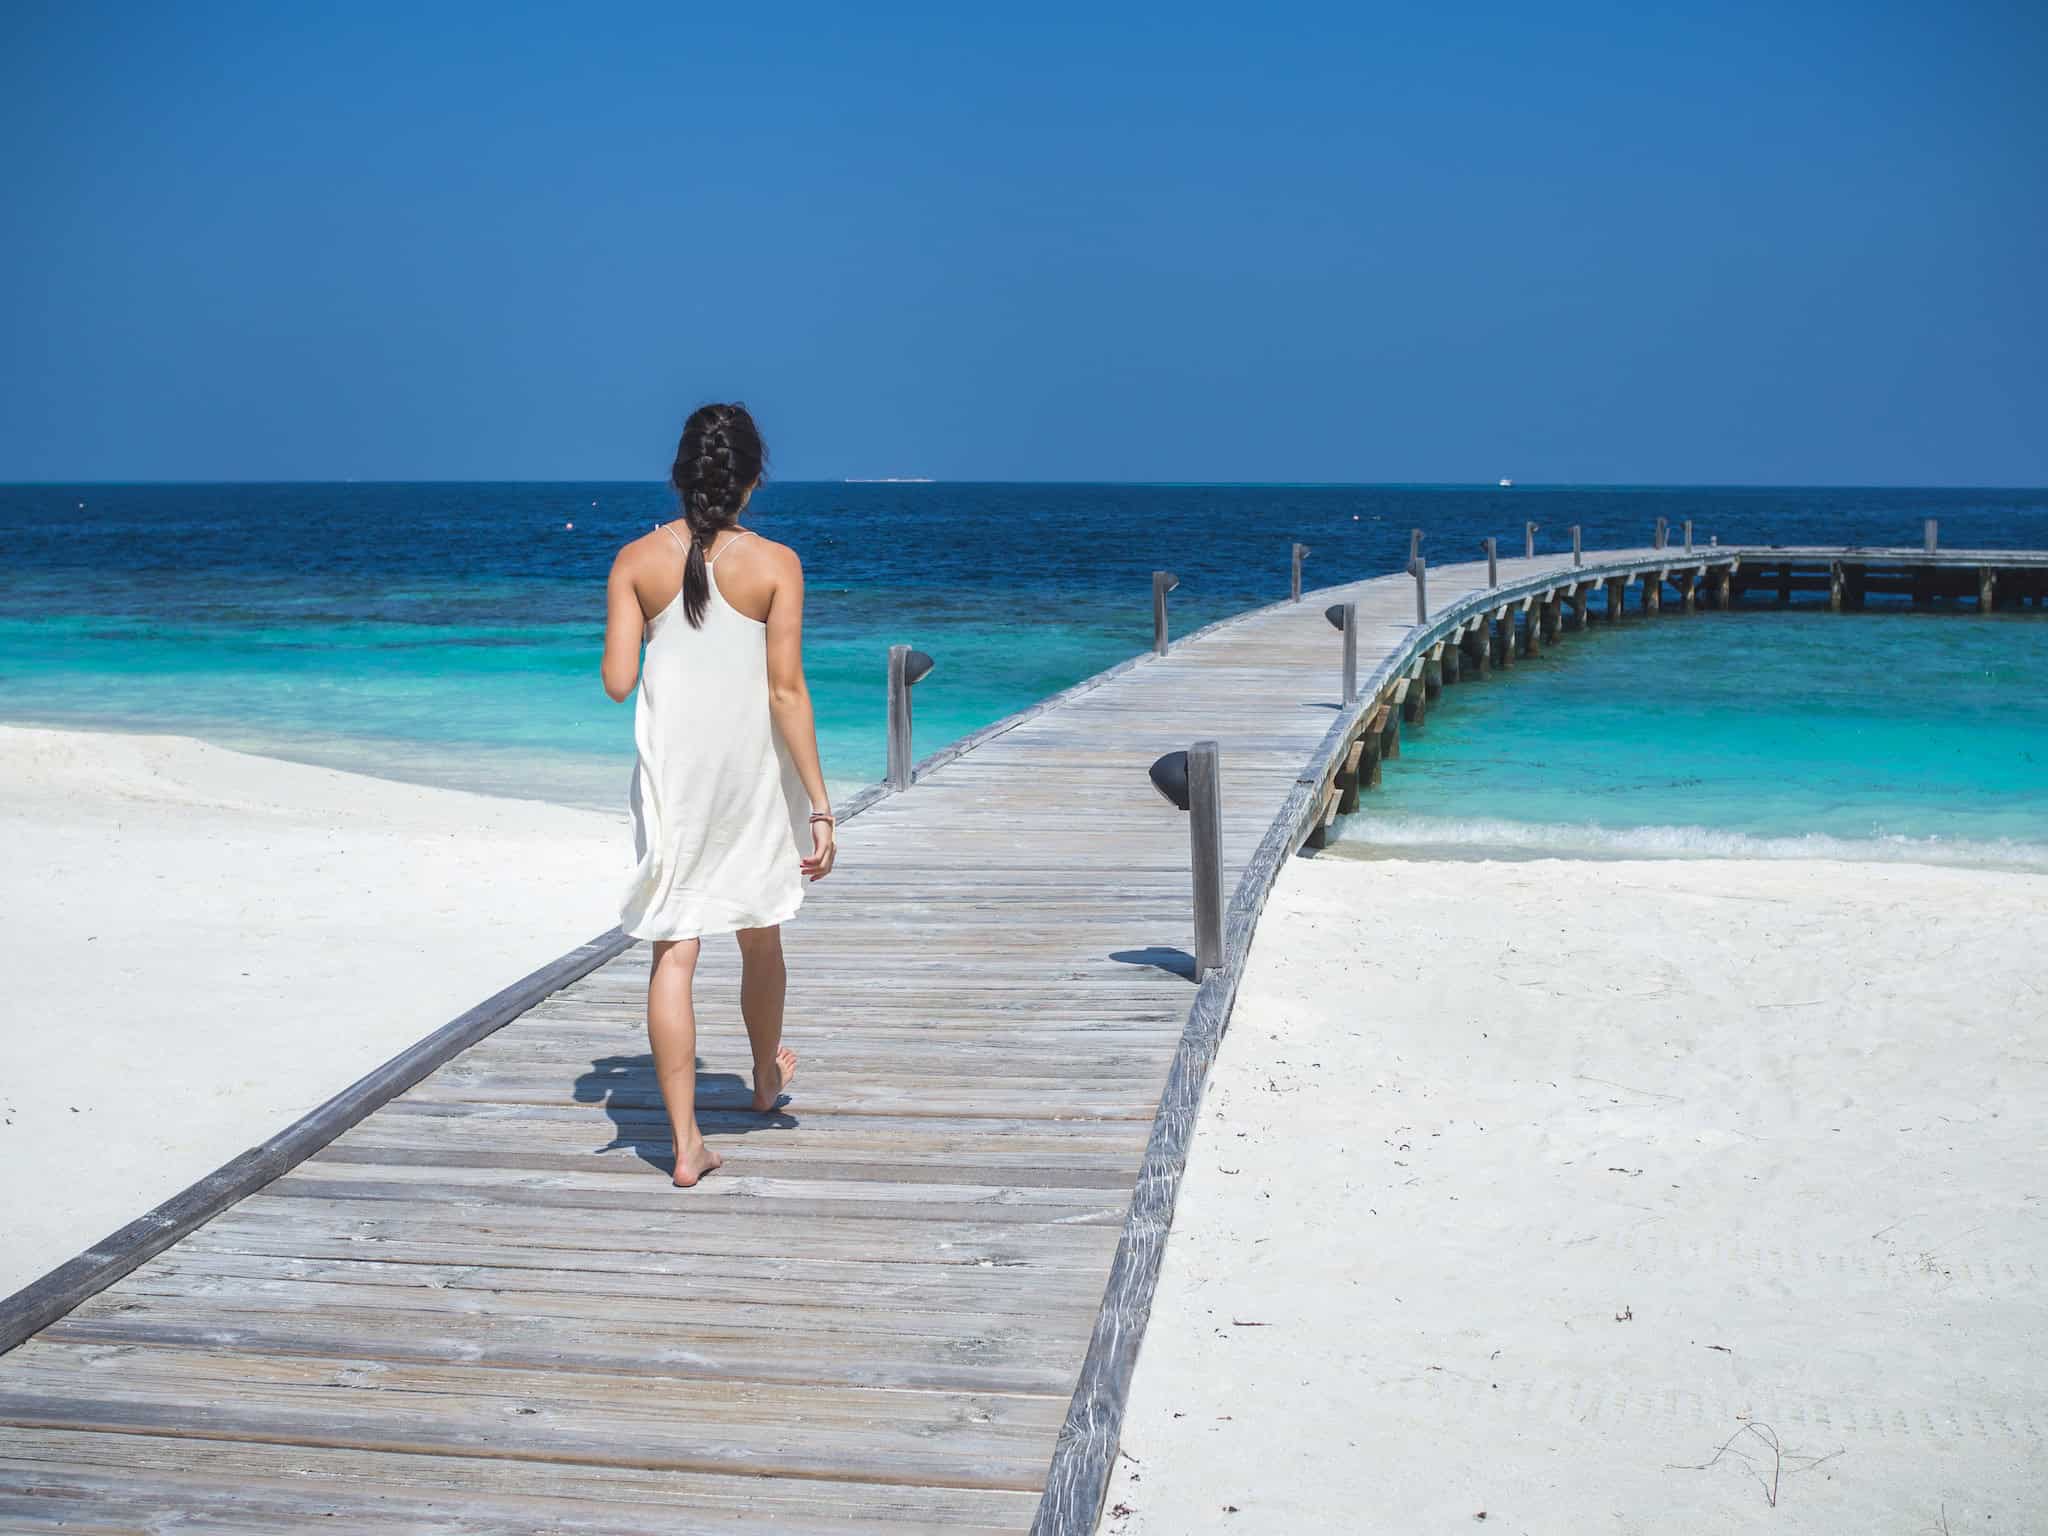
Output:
[{"xmin": 2, "ymin": 540, "xmax": 2042, "ymax": 1533}]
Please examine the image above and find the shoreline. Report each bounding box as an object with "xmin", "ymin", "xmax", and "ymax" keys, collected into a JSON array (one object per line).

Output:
[
  {"xmin": 0, "ymin": 724, "xmax": 630, "ymax": 1295},
  {"xmin": 1102, "ymin": 853, "xmax": 2047, "ymax": 1533}
]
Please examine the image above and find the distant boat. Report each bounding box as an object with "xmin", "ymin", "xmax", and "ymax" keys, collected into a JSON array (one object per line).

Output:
[{"xmin": 1498, "ymin": 478, "xmax": 1514, "ymax": 488}]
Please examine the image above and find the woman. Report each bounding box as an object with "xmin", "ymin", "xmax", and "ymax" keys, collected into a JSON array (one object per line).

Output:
[{"xmin": 603, "ymin": 403, "xmax": 835, "ymax": 1187}]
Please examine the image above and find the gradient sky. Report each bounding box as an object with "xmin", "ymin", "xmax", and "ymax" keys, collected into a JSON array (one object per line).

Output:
[{"xmin": 3, "ymin": 2, "xmax": 2043, "ymax": 484}]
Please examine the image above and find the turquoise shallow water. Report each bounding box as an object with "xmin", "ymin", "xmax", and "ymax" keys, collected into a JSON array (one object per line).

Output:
[
  {"xmin": 3, "ymin": 482, "xmax": 2046, "ymax": 863},
  {"xmin": 1331, "ymin": 609, "xmax": 2048, "ymax": 869}
]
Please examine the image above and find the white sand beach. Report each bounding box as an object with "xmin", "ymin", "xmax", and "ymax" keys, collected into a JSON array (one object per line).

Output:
[
  {"xmin": 1104, "ymin": 855, "xmax": 2046, "ymax": 1534},
  {"xmin": 0, "ymin": 726, "xmax": 628, "ymax": 1296}
]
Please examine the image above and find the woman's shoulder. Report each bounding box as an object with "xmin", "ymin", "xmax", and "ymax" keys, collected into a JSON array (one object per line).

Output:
[
  {"xmin": 733, "ymin": 532, "xmax": 803, "ymax": 576},
  {"xmin": 612, "ymin": 525, "xmax": 675, "ymax": 570}
]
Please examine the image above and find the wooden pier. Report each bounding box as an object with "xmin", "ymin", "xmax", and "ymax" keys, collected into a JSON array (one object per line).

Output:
[{"xmin": 2, "ymin": 541, "xmax": 2042, "ymax": 1533}]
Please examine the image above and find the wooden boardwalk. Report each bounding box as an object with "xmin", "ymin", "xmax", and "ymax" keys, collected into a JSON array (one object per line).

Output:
[{"xmin": 2, "ymin": 542, "xmax": 2036, "ymax": 1533}]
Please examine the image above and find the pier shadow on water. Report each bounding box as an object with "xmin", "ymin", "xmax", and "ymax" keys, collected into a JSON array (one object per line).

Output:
[{"xmin": 573, "ymin": 1053, "xmax": 798, "ymax": 1176}]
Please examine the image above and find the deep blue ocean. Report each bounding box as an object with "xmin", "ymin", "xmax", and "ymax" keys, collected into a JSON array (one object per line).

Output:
[{"xmin": 4, "ymin": 482, "xmax": 2046, "ymax": 863}]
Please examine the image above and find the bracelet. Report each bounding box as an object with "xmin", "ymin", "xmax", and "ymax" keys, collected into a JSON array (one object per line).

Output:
[{"xmin": 808, "ymin": 811, "xmax": 835, "ymax": 824}]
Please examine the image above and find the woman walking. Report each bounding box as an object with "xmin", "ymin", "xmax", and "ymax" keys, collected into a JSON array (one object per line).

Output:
[{"xmin": 603, "ymin": 403, "xmax": 835, "ymax": 1186}]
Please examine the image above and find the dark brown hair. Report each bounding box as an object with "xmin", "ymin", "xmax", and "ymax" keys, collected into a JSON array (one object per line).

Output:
[{"xmin": 669, "ymin": 402, "xmax": 766, "ymax": 627}]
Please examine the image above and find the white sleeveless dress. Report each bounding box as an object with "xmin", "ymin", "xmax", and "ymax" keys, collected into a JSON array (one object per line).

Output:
[{"xmin": 621, "ymin": 530, "xmax": 810, "ymax": 941}]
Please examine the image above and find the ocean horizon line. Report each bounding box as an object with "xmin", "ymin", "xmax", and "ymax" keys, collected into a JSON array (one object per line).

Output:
[{"xmin": 7, "ymin": 477, "xmax": 2048, "ymax": 494}]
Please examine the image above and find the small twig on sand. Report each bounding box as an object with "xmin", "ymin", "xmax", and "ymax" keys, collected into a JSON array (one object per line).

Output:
[{"xmin": 1670, "ymin": 1420, "xmax": 1843, "ymax": 1508}]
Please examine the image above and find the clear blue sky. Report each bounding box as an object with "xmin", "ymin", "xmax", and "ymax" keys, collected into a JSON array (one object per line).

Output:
[{"xmin": 3, "ymin": 2, "xmax": 2043, "ymax": 484}]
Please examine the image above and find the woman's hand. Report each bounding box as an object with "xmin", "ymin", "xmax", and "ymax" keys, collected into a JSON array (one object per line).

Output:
[{"xmin": 802, "ymin": 817, "xmax": 836, "ymax": 882}]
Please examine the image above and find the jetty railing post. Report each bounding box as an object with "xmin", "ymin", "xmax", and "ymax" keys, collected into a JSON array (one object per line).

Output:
[
  {"xmin": 885, "ymin": 644, "xmax": 934, "ymax": 792},
  {"xmin": 1924, "ymin": 519, "xmax": 1939, "ymax": 554},
  {"xmin": 1188, "ymin": 743, "xmax": 1225, "ymax": 979},
  {"xmin": 1152, "ymin": 571, "xmax": 1178, "ymax": 657},
  {"xmin": 1654, "ymin": 517, "xmax": 1668, "ymax": 549},
  {"xmin": 1291, "ymin": 543, "xmax": 1309, "ymax": 602},
  {"xmin": 1145, "ymin": 746, "xmax": 1226, "ymax": 981},
  {"xmin": 1411, "ymin": 555, "xmax": 1428, "ymax": 624},
  {"xmin": 1341, "ymin": 603, "xmax": 1358, "ymax": 702},
  {"xmin": 1483, "ymin": 536, "xmax": 1498, "ymax": 587},
  {"xmin": 1571, "ymin": 525, "xmax": 1583, "ymax": 566},
  {"xmin": 1683, "ymin": 519, "xmax": 1694, "ymax": 553},
  {"xmin": 1524, "ymin": 521, "xmax": 1539, "ymax": 559}
]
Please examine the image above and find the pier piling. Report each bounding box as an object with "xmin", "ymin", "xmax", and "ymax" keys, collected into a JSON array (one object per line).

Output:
[
  {"xmin": 1291, "ymin": 542, "xmax": 1308, "ymax": 602},
  {"xmin": 886, "ymin": 644, "xmax": 934, "ymax": 792},
  {"xmin": 1188, "ymin": 741, "xmax": 1224, "ymax": 978},
  {"xmin": 1153, "ymin": 570, "xmax": 1178, "ymax": 656}
]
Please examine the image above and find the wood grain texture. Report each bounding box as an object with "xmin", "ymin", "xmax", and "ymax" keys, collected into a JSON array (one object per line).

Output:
[{"xmin": 2, "ymin": 541, "xmax": 2000, "ymax": 1532}]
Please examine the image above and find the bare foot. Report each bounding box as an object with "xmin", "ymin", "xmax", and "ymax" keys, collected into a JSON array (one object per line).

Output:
[
  {"xmin": 672, "ymin": 1140, "xmax": 723, "ymax": 1188},
  {"xmin": 753, "ymin": 1044, "xmax": 799, "ymax": 1113}
]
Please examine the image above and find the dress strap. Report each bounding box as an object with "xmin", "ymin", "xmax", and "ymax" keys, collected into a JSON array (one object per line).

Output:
[
  {"xmin": 656, "ymin": 523, "xmax": 689, "ymax": 559},
  {"xmin": 705, "ymin": 529, "xmax": 755, "ymax": 567}
]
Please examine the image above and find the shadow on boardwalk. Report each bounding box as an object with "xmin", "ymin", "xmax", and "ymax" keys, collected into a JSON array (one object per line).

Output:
[{"xmin": 572, "ymin": 1054, "xmax": 798, "ymax": 1175}]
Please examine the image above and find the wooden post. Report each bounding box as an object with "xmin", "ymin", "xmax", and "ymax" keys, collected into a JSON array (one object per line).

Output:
[
  {"xmin": 1381, "ymin": 702, "xmax": 1401, "ymax": 761},
  {"xmin": 1424, "ymin": 646, "xmax": 1444, "ymax": 700},
  {"xmin": 1340, "ymin": 600, "xmax": 1358, "ymax": 703},
  {"xmin": 1522, "ymin": 599, "xmax": 1541, "ymax": 657},
  {"xmin": 1681, "ymin": 569, "xmax": 1699, "ymax": 614},
  {"xmin": 1543, "ymin": 593, "xmax": 1562, "ymax": 642},
  {"xmin": 1441, "ymin": 636, "xmax": 1462, "ymax": 685},
  {"xmin": 1462, "ymin": 623, "xmax": 1491, "ymax": 679},
  {"xmin": 1654, "ymin": 517, "xmax": 1668, "ymax": 549},
  {"xmin": 1152, "ymin": 571, "xmax": 1177, "ymax": 656},
  {"xmin": 1412, "ymin": 555, "xmax": 1428, "ymax": 623},
  {"xmin": 886, "ymin": 644, "xmax": 915, "ymax": 792},
  {"xmin": 1187, "ymin": 741, "xmax": 1224, "ymax": 980},
  {"xmin": 1714, "ymin": 566, "xmax": 1732, "ymax": 610},
  {"xmin": 1361, "ymin": 717, "xmax": 1385, "ymax": 790},
  {"xmin": 1336, "ymin": 737, "xmax": 1367, "ymax": 814},
  {"xmin": 1847, "ymin": 565, "xmax": 1867, "ymax": 610},
  {"xmin": 1402, "ymin": 664, "xmax": 1429, "ymax": 726},
  {"xmin": 1525, "ymin": 521, "xmax": 1539, "ymax": 558},
  {"xmin": 1568, "ymin": 585, "xmax": 1588, "ymax": 630},
  {"xmin": 1644, "ymin": 573, "xmax": 1663, "ymax": 616},
  {"xmin": 1496, "ymin": 607, "xmax": 1516, "ymax": 667},
  {"xmin": 1606, "ymin": 576, "xmax": 1625, "ymax": 619},
  {"xmin": 1979, "ymin": 567, "xmax": 1996, "ymax": 613},
  {"xmin": 1683, "ymin": 519, "xmax": 1694, "ymax": 553},
  {"xmin": 1571, "ymin": 525, "xmax": 1583, "ymax": 566},
  {"xmin": 1924, "ymin": 519, "xmax": 1939, "ymax": 554},
  {"xmin": 1828, "ymin": 562, "xmax": 1844, "ymax": 613},
  {"xmin": 1777, "ymin": 564, "xmax": 1792, "ymax": 605},
  {"xmin": 1484, "ymin": 536, "xmax": 1498, "ymax": 587},
  {"xmin": 1291, "ymin": 543, "xmax": 1308, "ymax": 602}
]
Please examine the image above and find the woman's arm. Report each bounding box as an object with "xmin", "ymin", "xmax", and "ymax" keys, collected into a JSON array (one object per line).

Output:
[
  {"xmin": 764, "ymin": 548, "xmax": 835, "ymax": 878},
  {"xmin": 601, "ymin": 549, "xmax": 645, "ymax": 702}
]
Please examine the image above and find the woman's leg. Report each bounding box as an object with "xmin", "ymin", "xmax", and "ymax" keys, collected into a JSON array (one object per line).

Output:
[
  {"xmin": 647, "ymin": 937, "xmax": 721, "ymax": 1186},
  {"xmin": 736, "ymin": 925, "xmax": 798, "ymax": 1112}
]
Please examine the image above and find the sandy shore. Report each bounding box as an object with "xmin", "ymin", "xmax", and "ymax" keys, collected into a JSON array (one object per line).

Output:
[
  {"xmin": 1103, "ymin": 855, "xmax": 2046, "ymax": 1534},
  {"xmin": 0, "ymin": 726, "xmax": 629, "ymax": 1296}
]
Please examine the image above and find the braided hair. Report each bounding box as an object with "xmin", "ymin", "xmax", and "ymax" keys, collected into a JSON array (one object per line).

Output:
[{"xmin": 670, "ymin": 403, "xmax": 766, "ymax": 628}]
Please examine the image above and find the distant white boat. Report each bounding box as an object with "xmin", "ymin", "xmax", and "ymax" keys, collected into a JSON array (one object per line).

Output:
[{"xmin": 1498, "ymin": 478, "xmax": 1514, "ymax": 488}]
